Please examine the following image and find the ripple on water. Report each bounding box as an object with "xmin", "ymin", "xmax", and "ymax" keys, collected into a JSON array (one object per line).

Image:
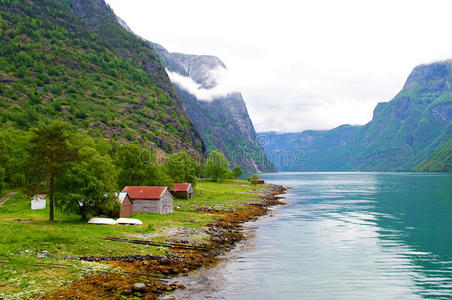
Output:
[{"xmin": 169, "ymin": 173, "xmax": 452, "ymax": 299}]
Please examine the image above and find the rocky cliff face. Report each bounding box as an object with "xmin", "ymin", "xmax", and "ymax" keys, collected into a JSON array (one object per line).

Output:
[
  {"xmin": 261, "ymin": 60, "xmax": 452, "ymax": 171},
  {"xmin": 148, "ymin": 42, "xmax": 275, "ymax": 173}
]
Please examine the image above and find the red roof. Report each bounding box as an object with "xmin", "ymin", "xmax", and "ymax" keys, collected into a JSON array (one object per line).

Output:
[
  {"xmin": 121, "ymin": 186, "xmax": 167, "ymax": 200},
  {"xmin": 170, "ymin": 183, "xmax": 191, "ymax": 192}
]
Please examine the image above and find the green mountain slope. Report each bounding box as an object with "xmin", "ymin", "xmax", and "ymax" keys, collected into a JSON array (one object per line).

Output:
[
  {"xmin": 0, "ymin": 0, "xmax": 205, "ymax": 157},
  {"xmin": 415, "ymin": 136, "xmax": 452, "ymax": 172},
  {"xmin": 261, "ymin": 60, "xmax": 452, "ymax": 171}
]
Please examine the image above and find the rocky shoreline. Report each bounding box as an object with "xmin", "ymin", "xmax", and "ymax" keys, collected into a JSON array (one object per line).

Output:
[{"xmin": 45, "ymin": 184, "xmax": 288, "ymax": 299}]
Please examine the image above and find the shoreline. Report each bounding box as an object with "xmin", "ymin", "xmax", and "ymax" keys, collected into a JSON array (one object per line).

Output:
[{"xmin": 45, "ymin": 183, "xmax": 289, "ymax": 299}]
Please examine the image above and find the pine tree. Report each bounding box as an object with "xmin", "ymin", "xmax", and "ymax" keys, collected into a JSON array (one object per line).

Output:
[{"xmin": 28, "ymin": 121, "xmax": 77, "ymax": 221}]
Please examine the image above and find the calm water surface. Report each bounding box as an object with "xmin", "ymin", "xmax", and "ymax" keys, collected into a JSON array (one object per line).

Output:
[{"xmin": 173, "ymin": 172, "xmax": 452, "ymax": 299}]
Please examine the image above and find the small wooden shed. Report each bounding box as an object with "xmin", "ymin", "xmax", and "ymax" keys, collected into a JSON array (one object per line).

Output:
[
  {"xmin": 121, "ymin": 186, "xmax": 173, "ymax": 214},
  {"xmin": 251, "ymin": 180, "xmax": 265, "ymax": 185},
  {"xmin": 169, "ymin": 183, "xmax": 194, "ymax": 199},
  {"xmin": 118, "ymin": 192, "xmax": 133, "ymax": 217}
]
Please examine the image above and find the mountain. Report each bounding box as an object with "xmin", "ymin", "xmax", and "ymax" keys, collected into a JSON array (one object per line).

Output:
[
  {"xmin": 147, "ymin": 42, "xmax": 275, "ymax": 173},
  {"xmin": 261, "ymin": 60, "xmax": 452, "ymax": 172},
  {"xmin": 0, "ymin": 0, "xmax": 205, "ymax": 158},
  {"xmin": 414, "ymin": 136, "xmax": 452, "ymax": 172}
]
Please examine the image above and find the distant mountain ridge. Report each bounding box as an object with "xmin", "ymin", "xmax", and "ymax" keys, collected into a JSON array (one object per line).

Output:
[
  {"xmin": 261, "ymin": 60, "xmax": 452, "ymax": 172},
  {"xmin": 148, "ymin": 41, "xmax": 275, "ymax": 173}
]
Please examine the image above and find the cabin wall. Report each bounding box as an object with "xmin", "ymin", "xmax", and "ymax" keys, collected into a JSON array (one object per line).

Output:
[
  {"xmin": 172, "ymin": 191, "xmax": 187, "ymax": 199},
  {"xmin": 188, "ymin": 185, "xmax": 194, "ymax": 199},
  {"xmin": 120, "ymin": 195, "xmax": 133, "ymax": 217},
  {"xmin": 159, "ymin": 190, "xmax": 173, "ymax": 214},
  {"xmin": 133, "ymin": 199, "xmax": 160, "ymax": 214},
  {"xmin": 132, "ymin": 191, "xmax": 173, "ymax": 214},
  {"xmin": 171, "ymin": 185, "xmax": 194, "ymax": 199}
]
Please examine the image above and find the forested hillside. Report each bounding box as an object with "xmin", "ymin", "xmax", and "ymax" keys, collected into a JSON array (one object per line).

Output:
[
  {"xmin": 0, "ymin": 0, "xmax": 205, "ymax": 157},
  {"xmin": 415, "ymin": 136, "xmax": 452, "ymax": 172}
]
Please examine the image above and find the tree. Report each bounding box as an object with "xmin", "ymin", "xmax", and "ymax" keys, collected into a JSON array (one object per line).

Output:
[
  {"xmin": 165, "ymin": 151, "xmax": 201, "ymax": 186},
  {"xmin": 28, "ymin": 121, "xmax": 77, "ymax": 222},
  {"xmin": 204, "ymin": 151, "xmax": 229, "ymax": 181},
  {"xmin": 0, "ymin": 167, "xmax": 5, "ymax": 193},
  {"xmin": 0, "ymin": 128, "xmax": 31, "ymax": 188},
  {"xmin": 248, "ymin": 173, "xmax": 259, "ymax": 182},
  {"xmin": 56, "ymin": 146, "xmax": 119, "ymax": 219},
  {"xmin": 232, "ymin": 165, "xmax": 243, "ymax": 186},
  {"xmin": 115, "ymin": 143, "xmax": 171, "ymax": 188}
]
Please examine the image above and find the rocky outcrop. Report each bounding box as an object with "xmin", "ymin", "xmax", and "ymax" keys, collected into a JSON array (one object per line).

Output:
[
  {"xmin": 261, "ymin": 60, "xmax": 452, "ymax": 171},
  {"xmin": 403, "ymin": 60, "xmax": 452, "ymax": 92}
]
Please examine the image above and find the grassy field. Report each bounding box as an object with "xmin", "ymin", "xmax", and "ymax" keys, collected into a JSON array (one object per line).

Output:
[{"xmin": 0, "ymin": 180, "xmax": 264, "ymax": 299}]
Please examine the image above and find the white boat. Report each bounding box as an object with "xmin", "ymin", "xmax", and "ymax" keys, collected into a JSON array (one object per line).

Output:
[
  {"xmin": 87, "ymin": 217, "xmax": 116, "ymax": 225},
  {"xmin": 115, "ymin": 218, "xmax": 143, "ymax": 225}
]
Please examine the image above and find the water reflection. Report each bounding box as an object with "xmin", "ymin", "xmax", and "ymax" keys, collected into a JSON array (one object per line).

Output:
[{"xmin": 170, "ymin": 173, "xmax": 452, "ymax": 299}]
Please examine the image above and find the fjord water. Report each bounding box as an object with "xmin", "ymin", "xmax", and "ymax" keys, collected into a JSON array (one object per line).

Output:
[{"xmin": 207, "ymin": 172, "xmax": 452, "ymax": 299}]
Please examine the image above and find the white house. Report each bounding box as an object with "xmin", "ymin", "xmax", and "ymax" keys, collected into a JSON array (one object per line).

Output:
[{"xmin": 31, "ymin": 194, "xmax": 46, "ymax": 210}]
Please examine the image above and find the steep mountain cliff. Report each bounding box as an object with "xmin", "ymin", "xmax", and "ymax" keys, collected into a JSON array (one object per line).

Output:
[
  {"xmin": 148, "ymin": 42, "xmax": 275, "ymax": 173},
  {"xmin": 0, "ymin": 0, "xmax": 205, "ymax": 158},
  {"xmin": 261, "ymin": 60, "xmax": 452, "ymax": 172}
]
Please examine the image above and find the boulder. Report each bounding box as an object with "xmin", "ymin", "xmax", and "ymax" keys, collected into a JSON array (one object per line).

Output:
[{"xmin": 132, "ymin": 282, "xmax": 146, "ymax": 293}]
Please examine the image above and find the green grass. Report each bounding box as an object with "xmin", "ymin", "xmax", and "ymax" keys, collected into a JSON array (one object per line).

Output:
[
  {"xmin": 0, "ymin": 180, "xmax": 263, "ymax": 298},
  {"xmin": 176, "ymin": 179, "xmax": 264, "ymax": 211}
]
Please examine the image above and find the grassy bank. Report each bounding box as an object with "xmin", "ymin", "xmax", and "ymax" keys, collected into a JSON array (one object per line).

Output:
[{"xmin": 0, "ymin": 180, "xmax": 266, "ymax": 299}]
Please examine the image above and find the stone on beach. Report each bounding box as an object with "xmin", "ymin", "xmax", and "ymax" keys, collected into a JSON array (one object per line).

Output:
[{"xmin": 132, "ymin": 282, "xmax": 146, "ymax": 293}]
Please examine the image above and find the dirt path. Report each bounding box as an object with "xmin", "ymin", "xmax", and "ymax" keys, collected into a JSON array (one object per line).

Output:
[{"xmin": 0, "ymin": 192, "xmax": 17, "ymax": 207}]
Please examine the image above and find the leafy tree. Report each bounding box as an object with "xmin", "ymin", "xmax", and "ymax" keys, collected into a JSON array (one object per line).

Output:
[
  {"xmin": 0, "ymin": 167, "xmax": 5, "ymax": 193},
  {"xmin": 204, "ymin": 151, "xmax": 230, "ymax": 181},
  {"xmin": 115, "ymin": 143, "xmax": 171, "ymax": 188},
  {"xmin": 56, "ymin": 146, "xmax": 119, "ymax": 219},
  {"xmin": 232, "ymin": 165, "xmax": 243, "ymax": 186},
  {"xmin": 0, "ymin": 128, "xmax": 31, "ymax": 188},
  {"xmin": 225, "ymin": 168, "xmax": 234, "ymax": 180},
  {"xmin": 28, "ymin": 121, "xmax": 77, "ymax": 222},
  {"xmin": 165, "ymin": 151, "xmax": 201, "ymax": 186},
  {"xmin": 249, "ymin": 173, "xmax": 259, "ymax": 182}
]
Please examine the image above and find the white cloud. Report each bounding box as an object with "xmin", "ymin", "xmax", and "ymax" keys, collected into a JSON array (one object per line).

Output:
[
  {"xmin": 167, "ymin": 66, "xmax": 239, "ymax": 101},
  {"xmin": 106, "ymin": 0, "xmax": 452, "ymax": 132}
]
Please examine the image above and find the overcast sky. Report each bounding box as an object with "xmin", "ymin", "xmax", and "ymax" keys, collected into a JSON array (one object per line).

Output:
[{"xmin": 106, "ymin": 0, "xmax": 452, "ymax": 132}]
